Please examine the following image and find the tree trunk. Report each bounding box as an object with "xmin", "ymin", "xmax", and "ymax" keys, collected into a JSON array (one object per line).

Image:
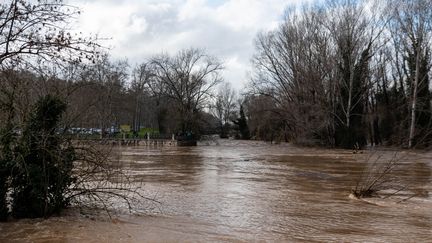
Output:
[{"xmin": 408, "ymin": 47, "xmax": 421, "ymax": 148}]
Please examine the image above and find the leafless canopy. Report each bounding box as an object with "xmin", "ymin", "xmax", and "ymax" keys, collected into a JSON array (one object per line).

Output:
[
  {"xmin": 249, "ymin": 0, "xmax": 432, "ymax": 148},
  {"xmin": 149, "ymin": 48, "xmax": 223, "ymax": 132},
  {"xmin": 0, "ymin": 0, "xmax": 100, "ymax": 68}
]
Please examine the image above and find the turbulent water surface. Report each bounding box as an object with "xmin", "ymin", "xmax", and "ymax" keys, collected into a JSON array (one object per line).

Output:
[{"xmin": 1, "ymin": 140, "xmax": 431, "ymax": 242}]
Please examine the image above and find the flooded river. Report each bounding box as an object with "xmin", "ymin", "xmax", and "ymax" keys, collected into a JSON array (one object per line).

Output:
[{"xmin": 1, "ymin": 140, "xmax": 431, "ymax": 242}]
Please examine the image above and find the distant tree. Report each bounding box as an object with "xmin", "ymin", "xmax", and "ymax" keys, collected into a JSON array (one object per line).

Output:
[
  {"xmin": 130, "ymin": 63, "xmax": 153, "ymax": 132},
  {"xmin": 79, "ymin": 55, "xmax": 128, "ymax": 138},
  {"xmin": 234, "ymin": 105, "xmax": 250, "ymax": 140},
  {"xmin": 131, "ymin": 62, "xmax": 172, "ymax": 134},
  {"xmin": 244, "ymin": 95, "xmax": 289, "ymax": 142},
  {"xmin": 211, "ymin": 82, "xmax": 237, "ymax": 138},
  {"xmin": 149, "ymin": 48, "xmax": 223, "ymax": 135}
]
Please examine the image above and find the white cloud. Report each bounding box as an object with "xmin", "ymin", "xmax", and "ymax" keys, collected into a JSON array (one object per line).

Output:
[{"xmin": 68, "ymin": 0, "xmax": 308, "ymax": 90}]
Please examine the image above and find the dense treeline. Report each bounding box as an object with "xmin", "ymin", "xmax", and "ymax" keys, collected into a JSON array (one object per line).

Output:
[
  {"xmin": 0, "ymin": 51, "xmax": 225, "ymax": 137},
  {"xmin": 2, "ymin": 0, "xmax": 431, "ymax": 148},
  {"xmin": 248, "ymin": 0, "xmax": 432, "ymax": 148}
]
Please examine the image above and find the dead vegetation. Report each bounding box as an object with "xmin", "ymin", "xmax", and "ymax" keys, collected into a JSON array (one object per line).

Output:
[
  {"xmin": 66, "ymin": 142, "xmax": 161, "ymax": 218},
  {"xmin": 351, "ymin": 151, "xmax": 419, "ymax": 202}
]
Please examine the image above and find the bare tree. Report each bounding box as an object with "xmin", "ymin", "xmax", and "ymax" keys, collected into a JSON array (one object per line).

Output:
[
  {"xmin": 130, "ymin": 63, "xmax": 153, "ymax": 132},
  {"xmin": 250, "ymin": 1, "xmax": 393, "ymax": 147},
  {"xmin": 388, "ymin": 0, "xmax": 432, "ymax": 148},
  {"xmin": 251, "ymin": 5, "xmax": 335, "ymax": 144},
  {"xmin": 0, "ymin": 0, "xmax": 99, "ymax": 67},
  {"xmin": 325, "ymin": 0, "xmax": 388, "ymax": 148},
  {"xmin": 80, "ymin": 54, "xmax": 128, "ymax": 138},
  {"xmin": 211, "ymin": 82, "xmax": 237, "ymax": 138},
  {"xmin": 149, "ymin": 48, "xmax": 223, "ymax": 135},
  {"xmin": 243, "ymin": 94, "xmax": 287, "ymax": 142}
]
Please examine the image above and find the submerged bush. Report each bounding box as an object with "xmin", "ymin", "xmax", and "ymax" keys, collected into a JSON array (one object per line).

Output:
[
  {"xmin": 351, "ymin": 152, "xmax": 406, "ymax": 199},
  {"xmin": 10, "ymin": 95, "xmax": 75, "ymax": 218}
]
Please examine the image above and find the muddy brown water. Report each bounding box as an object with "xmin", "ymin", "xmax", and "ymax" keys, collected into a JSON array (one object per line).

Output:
[{"xmin": 1, "ymin": 140, "xmax": 431, "ymax": 242}]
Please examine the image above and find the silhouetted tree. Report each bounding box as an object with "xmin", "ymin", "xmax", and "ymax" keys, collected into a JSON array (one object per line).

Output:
[
  {"xmin": 211, "ymin": 82, "xmax": 237, "ymax": 138},
  {"xmin": 149, "ymin": 48, "xmax": 223, "ymax": 135},
  {"xmin": 0, "ymin": 0, "xmax": 99, "ymax": 67},
  {"xmin": 234, "ymin": 105, "xmax": 250, "ymax": 140},
  {"xmin": 388, "ymin": 0, "xmax": 432, "ymax": 148}
]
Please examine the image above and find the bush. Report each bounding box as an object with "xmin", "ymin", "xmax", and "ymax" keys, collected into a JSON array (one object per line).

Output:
[
  {"xmin": 0, "ymin": 95, "xmax": 158, "ymax": 220},
  {"xmin": 351, "ymin": 152, "xmax": 404, "ymax": 199},
  {"xmin": 10, "ymin": 95, "xmax": 75, "ymax": 218}
]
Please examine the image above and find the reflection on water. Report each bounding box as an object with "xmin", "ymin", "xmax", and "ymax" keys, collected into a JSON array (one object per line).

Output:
[{"xmin": 1, "ymin": 140, "xmax": 431, "ymax": 242}]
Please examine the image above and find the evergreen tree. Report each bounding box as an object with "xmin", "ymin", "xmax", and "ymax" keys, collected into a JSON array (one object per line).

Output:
[
  {"xmin": 234, "ymin": 105, "xmax": 250, "ymax": 140},
  {"xmin": 11, "ymin": 95, "xmax": 75, "ymax": 218}
]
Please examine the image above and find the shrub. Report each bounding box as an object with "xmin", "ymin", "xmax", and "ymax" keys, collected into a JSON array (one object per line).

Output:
[
  {"xmin": 10, "ymin": 95, "xmax": 75, "ymax": 218},
  {"xmin": 351, "ymin": 152, "xmax": 404, "ymax": 199}
]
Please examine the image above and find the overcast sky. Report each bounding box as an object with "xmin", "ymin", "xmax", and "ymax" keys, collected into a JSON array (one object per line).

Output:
[{"xmin": 68, "ymin": 0, "xmax": 309, "ymax": 90}]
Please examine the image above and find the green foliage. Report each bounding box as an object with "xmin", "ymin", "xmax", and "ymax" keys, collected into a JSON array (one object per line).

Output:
[
  {"xmin": 138, "ymin": 128, "xmax": 160, "ymax": 138},
  {"xmin": 11, "ymin": 95, "xmax": 75, "ymax": 218},
  {"xmin": 114, "ymin": 128, "xmax": 161, "ymax": 139}
]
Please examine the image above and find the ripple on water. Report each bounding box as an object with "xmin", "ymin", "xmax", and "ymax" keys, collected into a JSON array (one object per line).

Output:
[{"xmin": 2, "ymin": 140, "xmax": 432, "ymax": 242}]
